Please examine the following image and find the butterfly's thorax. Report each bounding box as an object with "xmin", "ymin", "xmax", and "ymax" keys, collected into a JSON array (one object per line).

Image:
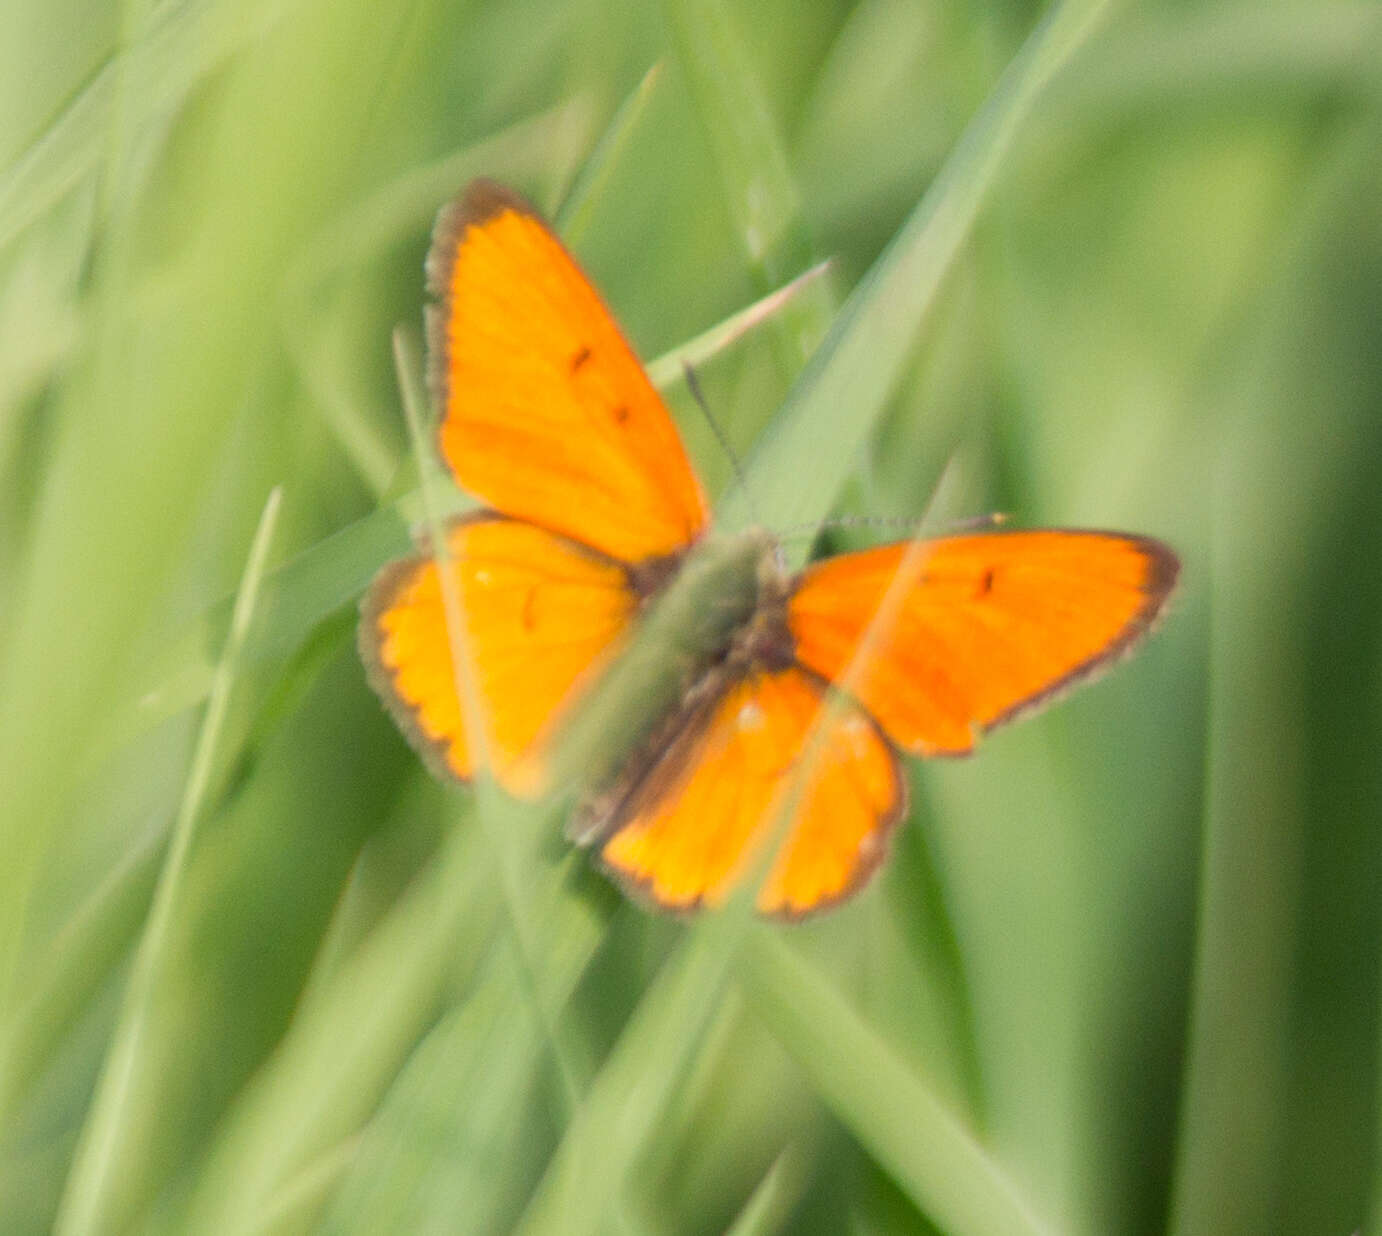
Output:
[
  {"xmin": 725, "ymin": 542, "xmax": 796, "ymax": 674},
  {"xmin": 624, "ymin": 528, "xmax": 782, "ymax": 670}
]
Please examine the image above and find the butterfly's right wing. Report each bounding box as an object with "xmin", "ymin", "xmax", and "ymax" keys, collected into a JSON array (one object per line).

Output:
[
  {"xmin": 359, "ymin": 515, "xmax": 639, "ymax": 793},
  {"xmin": 787, "ymin": 530, "xmax": 1179, "ymax": 756}
]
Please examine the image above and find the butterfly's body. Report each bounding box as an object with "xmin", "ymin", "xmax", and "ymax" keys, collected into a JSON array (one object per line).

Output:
[
  {"xmin": 360, "ymin": 179, "xmax": 1179, "ymax": 917},
  {"xmin": 632, "ymin": 528, "xmax": 783, "ymax": 671}
]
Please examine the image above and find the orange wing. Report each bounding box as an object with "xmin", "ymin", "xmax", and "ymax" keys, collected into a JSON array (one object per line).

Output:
[
  {"xmin": 597, "ymin": 666, "xmax": 904, "ymax": 917},
  {"xmin": 427, "ymin": 180, "xmax": 708, "ymax": 564},
  {"xmin": 787, "ymin": 530, "xmax": 1178, "ymax": 756},
  {"xmin": 359, "ymin": 516, "xmax": 638, "ymax": 792}
]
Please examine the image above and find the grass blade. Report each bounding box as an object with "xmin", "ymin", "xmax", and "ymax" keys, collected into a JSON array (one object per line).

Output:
[
  {"xmin": 1167, "ymin": 120, "xmax": 1382, "ymax": 1236},
  {"xmin": 556, "ymin": 62, "xmax": 664, "ymax": 245},
  {"xmin": 722, "ymin": 1144, "xmax": 811, "ymax": 1236},
  {"xmin": 0, "ymin": 834, "xmax": 160, "ymax": 1135},
  {"xmin": 719, "ymin": 0, "xmax": 1115, "ymax": 549},
  {"xmin": 0, "ymin": 0, "xmax": 293, "ymax": 251},
  {"xmin": 644, "ymin": 260, "xmax": 832, "ymax": 389},
  {"xmin": 178, "ymin": 824, "xmax": 498, "ymax": 1233},
  {"xmin": 662, "ymin": 0, "xmax": 833, "ymax": 360},
  {"xmin": 741, "ymin": 929, "xmax": 1054, "ymax": 1236},
  {"xmin": 55, "ymin": 487, "xmax": 283, "ymax": 1236},
  {"xmin": 512, "ymin": 912, "xmax": 747, "ymax": 1236}
]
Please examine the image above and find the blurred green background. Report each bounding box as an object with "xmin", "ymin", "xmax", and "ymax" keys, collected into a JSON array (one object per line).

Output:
[{"xmin": 2, "ymin": 0, "xmax": 1381, "ymax": 1232}]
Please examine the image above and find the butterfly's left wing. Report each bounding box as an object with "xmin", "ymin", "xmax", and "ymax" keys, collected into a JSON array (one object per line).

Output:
[
  {"xmin": 360, "ymin": 515, "xmax": 638, "ymax": 792},
  {"xmin": 596, "ymin": 666, "xmax": 904, "ymax": 917},
  {"xmin": 428, "ymin": 180, "xmax": 709, "ymax": 565},
  {"xmin": 787, "ymin": 530, "xmax": 1179, "ymax": 756}
]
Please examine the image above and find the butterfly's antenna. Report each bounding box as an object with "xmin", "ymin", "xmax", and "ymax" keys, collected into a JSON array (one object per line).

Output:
[
  {"xmin": 776, "ymin": 513, "xmax": 917, "ymax": 539},
  {"xmin": 682, "ymin": 360, "xmax": 762, "ymax": 527},
  {"xmin": 949, "ymin": 510, "xmax": 1010, "ymax": 532},
  {"xmin": 774, "ymin": 451, "xmax": 1009, "ymax": 547},
  {"xmin": 776, "ymin": 510, "xmax": 1010, "ymax": 541}
]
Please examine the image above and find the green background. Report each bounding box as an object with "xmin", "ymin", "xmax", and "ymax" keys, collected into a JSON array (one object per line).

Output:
[{"xmin": 2, "ymin": 0, "xmax": 1380, "ymax": 1232}]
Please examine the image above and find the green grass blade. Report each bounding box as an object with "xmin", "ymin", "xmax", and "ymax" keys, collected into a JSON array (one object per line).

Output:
[
  {"xmin": 177, "ymin": 824, "xmax": 499, "ymax": 1233},
  {"xmin": 0, "ymin": 0, "xmax": 449, "ymax": 1015},
  {"xmin": 721, "ymin": 1144, "xmax": 811, "ymax": 1236},
  {"xmin": 512, "ymin": 911, "xmax": 748, "ymax": 1236},
  {"xmin": 0, "ymin": 834, "xmax": 160, "ymax": 1134},
  {"xmin": 556, "ymin": 62, "xmax": 663, "ymax": 244},
  {"xmin": 1167, "ymin": 120, "xmax": 1382, "ymax": 1236},
  {"xmin": 741, "ymin": 929, "xmax": 1054, "ymax": 1235},
  {"xmin": 111, "ymin": 499, "xmax": 419, "ymax": 758},
  {"xmin": 662, "ymin": 0, "xmax": 833, "ymax": 360},
  {"xmin": 316, "ymin": 857, "xmax": 610, "ymax": 1234},
  {"xmin": 393, "ymin": 323, "xmax": 588, "ymax": 1118},
  {"xmin": 0, "ymin": 0, "xmax": 293, "ymax": 251},
  {"xmin": 644, "ymin": 260, "xmax": 832, "ymax": 389},
  {"xmin": 55, "ymin": 487, "xmax": 283, "ymax": 1236},
  {"xmin": 719, "ymin": 0, "xmax": 1115, "ymax": 549},
  {"xmin": 240, "ymin": 1137, "xmax": 361, "ymax": 1236}
]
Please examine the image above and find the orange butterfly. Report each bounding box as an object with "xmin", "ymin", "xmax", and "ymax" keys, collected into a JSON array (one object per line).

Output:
[{"xmin": 359, "ymin": 180, "xmax": 1179, "ymax": 918}]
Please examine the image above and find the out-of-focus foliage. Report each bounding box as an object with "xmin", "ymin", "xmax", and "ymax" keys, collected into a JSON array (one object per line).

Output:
[{"xmin": 1, "ymin": 0, "xmax": 1379, "ymax": 1233}]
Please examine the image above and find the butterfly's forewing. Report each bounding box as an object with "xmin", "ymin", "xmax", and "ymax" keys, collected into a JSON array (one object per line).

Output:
[
  {"xmin": 360, "ymin": 516, "xmax": 638, "ymax": 792},
  {"xmin": 787, "ymin": 530, "xmax": 1179, "ymax": 755},
  {"xmin": 598, "ymin": 666, "xmax": 903, "ymax": 917},
  {"xmin": 428, "ymin": 180, "xmax": 709, "ymax": 564}
]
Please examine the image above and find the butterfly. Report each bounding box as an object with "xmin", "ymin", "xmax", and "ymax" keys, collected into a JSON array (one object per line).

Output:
[{"xmin": 359, "ymin": 179, "xmax": 1179, "ymax": 918}]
